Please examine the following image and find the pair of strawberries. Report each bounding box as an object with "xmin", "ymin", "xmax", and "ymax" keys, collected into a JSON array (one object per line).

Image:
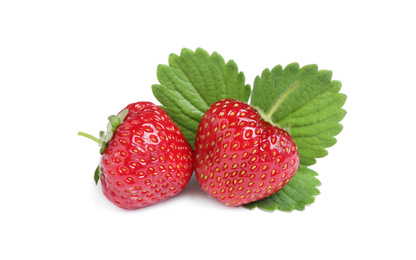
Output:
[{"xmin": 80, "ymin": 99, "xmax": 299, "ymax": 209}]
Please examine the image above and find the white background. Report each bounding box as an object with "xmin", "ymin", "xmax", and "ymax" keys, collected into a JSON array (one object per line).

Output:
[{"xmin": 1, "ymin": 0, "xmax": 415, "ymax": 259}]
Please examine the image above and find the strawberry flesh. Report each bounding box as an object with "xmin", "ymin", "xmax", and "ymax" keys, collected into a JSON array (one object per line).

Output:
[
  {"xmin": 100, "ymin": 102, "xmax": 193, "ymax": 209},
  {"xmin": 194, "ymin": 99, "xmax": 299, "ymax": 206}
]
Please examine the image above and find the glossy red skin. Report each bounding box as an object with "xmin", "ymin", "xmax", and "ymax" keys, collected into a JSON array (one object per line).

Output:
[
  {"xmin": 194, "ymin": 99, "xmax": 299, "ymax": 206},
  {"xmin": 100, "ymin": 102, "xmax": 193, "ymax": 209}
]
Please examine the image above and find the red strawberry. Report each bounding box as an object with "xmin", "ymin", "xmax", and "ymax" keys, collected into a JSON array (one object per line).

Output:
[
  {"xmin": 79, "ymin": 102, "xmax": 193, "ymax": 209},
  {"xmin": 194, "ymin": 99, "xmax": 299, "ymax": 206}
]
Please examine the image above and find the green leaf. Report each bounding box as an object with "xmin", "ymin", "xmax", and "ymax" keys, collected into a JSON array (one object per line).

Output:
[
  {"xmin": 251, "ymin": 63, "xmax": 347, "ymax": 166},
  {"xmin": 243, "ymin": 165, "xmax": 321, "ymax": 212},
  {"xmin": 152, "ymin": 48, "xmax": 251, "ymax": 148}
]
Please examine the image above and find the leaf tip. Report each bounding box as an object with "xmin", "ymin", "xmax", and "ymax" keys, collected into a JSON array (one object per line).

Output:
[
  {"xmin": 195, "ymin": 47, "xmax": 209, "ymax": 56},
  {"xmin": 242, "ymin": 203, "xmax": 257, "ymax": 210}
]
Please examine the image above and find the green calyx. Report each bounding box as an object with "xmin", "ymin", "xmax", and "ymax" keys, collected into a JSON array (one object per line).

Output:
[{"xmin": 78, "ymin": 109, "xmax": 129, "ymax": 184}]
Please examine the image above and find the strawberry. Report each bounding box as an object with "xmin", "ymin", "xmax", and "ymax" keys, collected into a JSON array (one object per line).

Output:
[
  {"xmin": 79, "ymin": 102, "xmax": 193, "ymax": 209},
  {"xmin": 194, "ymin": 99, "xmax": 299, "ymax": 206}
]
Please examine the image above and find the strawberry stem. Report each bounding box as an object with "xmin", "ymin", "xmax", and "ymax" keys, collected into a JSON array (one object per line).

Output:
[{"xmin": 77, "ymin": 131, "xmax": 102, "ymax": 144}]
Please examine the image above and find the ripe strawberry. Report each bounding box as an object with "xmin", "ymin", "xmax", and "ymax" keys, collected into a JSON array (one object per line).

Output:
[
  {"xmin": 194, "ymin": 99, "xmax": 299, "ymax": 206},
  {"xmin": 79, "ymin": 102, "xmax": 193, "ymax": 209}
]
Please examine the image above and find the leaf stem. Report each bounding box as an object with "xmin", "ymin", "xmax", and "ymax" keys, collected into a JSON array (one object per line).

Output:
[
  {"xmin": 78, "ymin": 131, "xmax": 102, "ymax": 144},
  {"xmin": 265, "ymin": 81, "xmax": 300, "ymax": 121}
]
